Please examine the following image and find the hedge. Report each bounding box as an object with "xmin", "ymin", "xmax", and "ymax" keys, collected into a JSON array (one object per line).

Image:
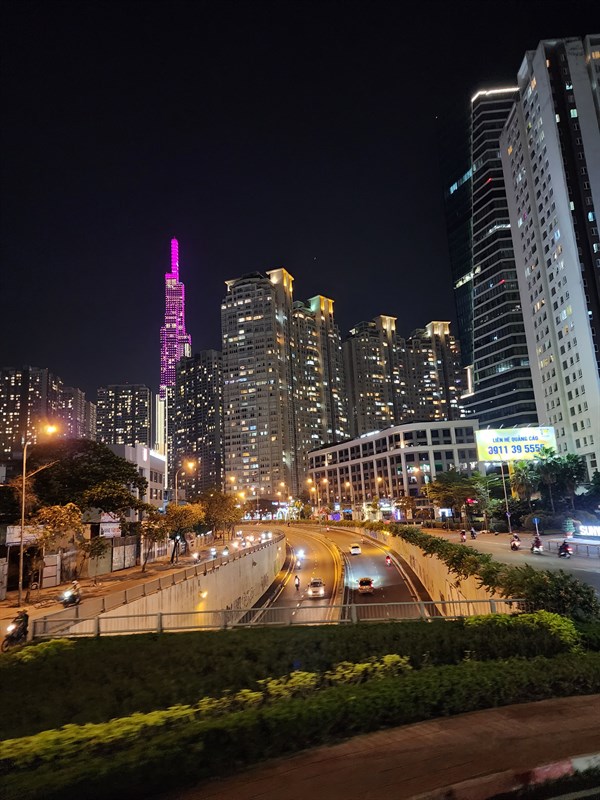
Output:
[
  {"xmin": 2, "ymin": 651, "xmax": 600, "ymax": 800},
  {"xmin": 0, "ymin": 611, "xmax": 585, "ymax": 739},
  {"xmin": 333, "ymin": 520, "xmax": 600, "ymax": 620}
]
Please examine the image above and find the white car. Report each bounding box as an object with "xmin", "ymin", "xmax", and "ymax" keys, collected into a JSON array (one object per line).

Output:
[
  {"xmin": 307, "ymin": 578, "xmax": 325, "ymax": 598},
  {"xmin": 350, "ymin": 544, "xmax": 362, "ymax": 555}
]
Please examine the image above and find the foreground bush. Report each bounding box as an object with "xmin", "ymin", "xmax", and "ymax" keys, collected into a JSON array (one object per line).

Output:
[
  {"xmin": 1, "ymin": 651, "xmax": 599, "ymax": 800},
  {"xmin": 0, "ymin": 612, "xmax": 584, "ymax": 739}
]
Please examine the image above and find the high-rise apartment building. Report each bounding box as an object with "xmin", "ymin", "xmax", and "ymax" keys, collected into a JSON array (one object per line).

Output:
[
  {"xmin": 59, "ymin": 386, "xmax": 96, "ymax": 440},
  {"xmin": 222, "ymin": 269, "xmax": 296, "ymax": 496},
  {"xmin": 96, "ymin": 384, "xmax": 152, "ymax": 447},
  {"xmin": 174, "ymin": 351, "xmax": 223, "ymax": 496},
  {"xmin": 440, "ymin": 105, "xmax": 475, "ymax": 369},
  {"xmin": 344, "ymin": 315, "xmax": 407, "ymax": 437},
  {"xmin": 0, "ymin": 366, "xmax": 63, "ymax": 455},
  {"xmin": 222, "ymin": 269, "xmax": 347, "ymax": 496},
  {"xmin": 467, "ymin": 87, "xmax": 538, "ymax": 428},
  {"xmin": 500, "ymin": 35, "xmax": 600, "ymax": 476},
  {"xmin": 405, "ymin": 321, "xmax": 464, "ymax": 423},
  {"xmin": 157, "ymin": 238, "xmax": 192, "ymax": 485},
  {"xmin": 293, "ymin": 296, "xmax": 349, "ymax": 460},
  {"xmin": 343, "ymin": 318, "xmax": 463, "ymax": 436}
]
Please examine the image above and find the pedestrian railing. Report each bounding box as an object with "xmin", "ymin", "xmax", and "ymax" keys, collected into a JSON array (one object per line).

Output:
[
  {"xmin": 32, "ymin": 597, "xmax": 522, "ymax": 639},
  {"xmin": 545, "ymin": 539, "xmax": 600, "ymax": 558}
]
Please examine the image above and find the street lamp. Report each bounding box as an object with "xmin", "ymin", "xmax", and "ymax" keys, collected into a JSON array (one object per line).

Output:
[
  {"xmin": 174, "ymin": 460, "xmax": 195, "ymax": 505},
  {"xmin": 321, "ymin": 478, "xmax": 328, "ymax": 505},
  {"xmin": 19, "ymin": 424, "xmax": 58, "ymax": 606}
]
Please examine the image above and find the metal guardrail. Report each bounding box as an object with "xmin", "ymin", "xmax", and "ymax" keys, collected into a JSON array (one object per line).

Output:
[
  {"xmin": 32, "ymin": 598, "xmax": 522, "ymax": 638},
  {"xmin": 545, "ymin": 539, "xmax": 600, "ymax": 558},
  {"xmin": 28, "ymin": 533, "xmax": 286, "ymax": 638}
]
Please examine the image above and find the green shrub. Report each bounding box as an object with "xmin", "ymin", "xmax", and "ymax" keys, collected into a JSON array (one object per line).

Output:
[
  {"xmin": 0, "ymin": 611, "xmax": 586, "ymax": 739},
  {"xmin": 2, "ymin": 652, "xmax": 600, "ymax": 800}
]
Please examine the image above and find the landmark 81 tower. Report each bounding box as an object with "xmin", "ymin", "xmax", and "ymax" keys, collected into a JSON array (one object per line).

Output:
[{"xmin": 158, "ymin": 238, "xmax": 192, "ymax": 489}]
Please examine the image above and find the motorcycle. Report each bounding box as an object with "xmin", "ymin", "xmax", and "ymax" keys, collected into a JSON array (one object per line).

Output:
[
  {"xmin": 558, "ymin": 544, "xmax": 573, "ymax": 559},
  {"xmin": 385, "ymin": 555, "xmax": 392, "ymax": 566},
  {"xmin": 530, "ymin": 542, "xmax": 544, "ymax": 555},
  {"xmin": 61, "ymin": 588, "xmax": 81, "ymax": 608},
  {"xmin": 510, "ymin": 539, "xmax": 521, "ymax": 551},
  {"xmin": 2, "ymin": 613, "xmax": 28, "ymax": 652},
  {"xmin": 470, "ymin": 530, "xmax": 477, "ymax": 540},
  {"xmin": 460, "ymin": 531, "xmax": 467, "ymax": 543}
]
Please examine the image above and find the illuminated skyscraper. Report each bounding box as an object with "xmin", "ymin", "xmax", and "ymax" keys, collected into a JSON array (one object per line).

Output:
[
  {"xmin": 157, "ymin": 238, "xmax": 192, "ymax": 487},
  {"xmin": 500, "ymin": 35, "xmax": 600, "ymax": 476}
]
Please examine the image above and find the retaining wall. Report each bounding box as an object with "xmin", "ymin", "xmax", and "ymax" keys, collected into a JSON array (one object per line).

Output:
[{"xmin": 35, "ymin": 536, "xmax": 286, "ymax": 637}]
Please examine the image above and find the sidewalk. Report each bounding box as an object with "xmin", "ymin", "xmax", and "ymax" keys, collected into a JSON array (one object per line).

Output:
[
  {"xmin": 0, "ymin": 550, "xmax": 205, "ymax": 627},
  {"xmin": 163, "ymin": 695, "xmax": 600, "ymax": 800}
]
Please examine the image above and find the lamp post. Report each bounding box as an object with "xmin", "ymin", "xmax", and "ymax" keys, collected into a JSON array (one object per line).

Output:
[
  {"xmin": 174, "ymin": 460, "xmax": 195, "ymax": 505},
  {"xmin": 499, "ymin": 461, "xmax": 512, "ymax": 534},
  {"xmin": 19, "ymin": 424, "xmax": 58, "ymax": 606}
]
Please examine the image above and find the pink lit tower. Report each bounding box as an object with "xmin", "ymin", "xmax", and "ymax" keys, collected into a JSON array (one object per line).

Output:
[{"xmin": 157, "ymin": 238, "xmax": 192, "ymax": 488}]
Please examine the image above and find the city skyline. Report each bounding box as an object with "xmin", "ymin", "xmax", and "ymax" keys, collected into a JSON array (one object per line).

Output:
[{"xmin": 1, "ymin": 1, "xmax": 596, "ymax": 397}]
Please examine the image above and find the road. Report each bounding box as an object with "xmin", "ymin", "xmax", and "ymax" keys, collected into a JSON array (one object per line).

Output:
[
  {"xmin": 429, "ymin": 529, "xmax": 600, "ymax": 595},
  {"xmin": 284, "ymin": 525, "xmax": 424, "ymax": 622}
]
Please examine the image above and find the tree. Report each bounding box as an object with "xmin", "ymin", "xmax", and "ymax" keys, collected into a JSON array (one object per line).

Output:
[
  {"xmin": 77, "ymin": 535, "xmax": 110, "ymax": 581},
  {"xmin": 81, "ymin": 482, "xmax": 151, "ymax": 516},
  {"xmin": 554, "ymin": 453, "xmax": 587, "ymax": 510},
  {"xmin": 425, "ymin": 470, "xmax": 478, "ymax": 522},
  {"xmin": 29, "ymin": 503, "xmax": 84, "ymax": 593},
  {"xmin": 139, "ymin": 511, "xmax": 168, "ymax": 572},
  {"xmin": 197, "ymin": 489, "xmax": 242, "ymax": 537},
  {"xmin": 29, "ymin": 440, "xmax": 147, "ymax": 512},
  {"xmin": 395, "ymin": 495, "xmax": 416, "ymax": 520},
  {"xmin": 510, "ymin": 461, "xmax": 536, "ymax": 511},
  {"xmin": 532, "ymin": 446, "xmax": 559, "ymax": 513}
]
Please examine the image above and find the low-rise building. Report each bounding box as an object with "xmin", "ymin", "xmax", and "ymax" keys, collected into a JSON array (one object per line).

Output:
[{"xmin": 307, "ymin": 419, "xmax": 482, "ymax": 518}]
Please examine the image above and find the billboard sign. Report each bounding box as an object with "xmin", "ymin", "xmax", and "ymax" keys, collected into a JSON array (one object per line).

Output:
[{"xmin": 476, "ymin": 427, "xmax": 557, "ymax": 462}]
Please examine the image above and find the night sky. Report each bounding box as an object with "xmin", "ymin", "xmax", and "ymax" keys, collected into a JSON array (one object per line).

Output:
[{"xmin": 1, "ymin": 0, "xmax": 596, "ymax": 398}]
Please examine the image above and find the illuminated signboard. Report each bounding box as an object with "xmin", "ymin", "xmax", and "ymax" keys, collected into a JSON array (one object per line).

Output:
[{"xmin": 475, "ymin": 427, "xmax": 557, "ymax": 462}]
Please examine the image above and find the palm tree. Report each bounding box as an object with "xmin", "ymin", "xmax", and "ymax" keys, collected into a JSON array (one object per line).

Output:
[
  {"xmin": 510, "ymin": 461, "xmax": 536, "ymax": 511},
  {"xmin": 555, "ymin": 453, "xmax": 587, "ymax": 510},
  {"xmin": 533, "ymin": 447, "xmax": 559, "ymax": 514}
]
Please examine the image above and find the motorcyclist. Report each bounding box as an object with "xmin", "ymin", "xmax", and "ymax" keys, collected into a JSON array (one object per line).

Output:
[
  {"xmin": 294, "ymin": 575, "xmax": 300, "ymax": 590},
  {"xmin": 385, "ymin": 555, "xmax": 392, "ymax": 566},
  {"xmin": 71, "ymin": 580, "xmax": 81, "ymax": 599},
  {"xmin": 531, "ymin": 534, "xmax": 542, "ymax": 552},
  {"xmin": 510, "ymin": 533, "xmax": 521, "ymax": 550},
  {"xmin": 470, "ymin": 527, "xmax": 477, "ymax": 540},
  {"xmin": 460, "ymin": 530, "xmax": 467, "ymax": 543},
  {"xmin": 559, "ymin": 540, "xmax": 571, "ymax": 556},
  {"xmin": 13, "ymin": 610, "xmax": 29, "ymax": 639}
]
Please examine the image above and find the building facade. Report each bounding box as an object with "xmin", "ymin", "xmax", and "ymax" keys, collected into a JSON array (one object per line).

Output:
[
  {"xmin": 307, "ymin": 419, "xmax": 481, "ymax": 517},
  {"xmin": 174, "ymin": 351, "xmax": 223, "ymax": 496},
  {"xmin": 59, "ymin": 386, "xmax": 96, "ymax": 440},
  {"xmin": 500, "ymin": 36, "xmax": 600, "ymax": 477},
  {"xmin": 96, "ymin": 384, "xmax": 152, "ymax": 447},
  {"xmin": 466, "ymin": 88, "xmax": 538, "ymax": 428},
  {"xmin": 107, "ymin": 443, "xmax": 166, "ymax": 517},
  {"xmin": 0, "ymin": 366, "xmax": 63, "ymax": 456}
]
